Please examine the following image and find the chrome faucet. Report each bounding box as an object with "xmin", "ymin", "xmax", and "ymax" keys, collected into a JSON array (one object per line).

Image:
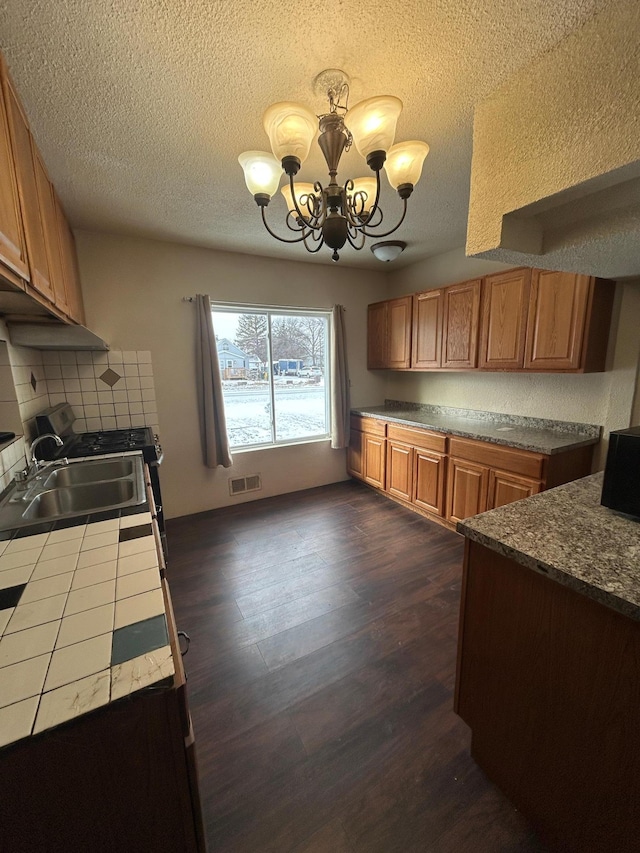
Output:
[{"xmin": 14, "ymin": 434, "xmax": 67, "ymax": 490}]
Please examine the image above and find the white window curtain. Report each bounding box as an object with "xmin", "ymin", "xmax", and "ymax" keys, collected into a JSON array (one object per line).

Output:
[
  {"xmin": 195, "ymin": 294, "xmax": 233, "ymax": 468},
  {"xmin": 330, "ymin": 304, "xmax": 350, "ymax": 449}
]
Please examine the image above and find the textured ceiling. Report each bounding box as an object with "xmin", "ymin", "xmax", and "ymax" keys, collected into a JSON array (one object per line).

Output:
[{"xmin": 0, "ymin": 0, "xmax": 608, "ymax": 269}]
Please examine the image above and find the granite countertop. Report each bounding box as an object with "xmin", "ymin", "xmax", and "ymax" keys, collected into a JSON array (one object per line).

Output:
[
  {"xmin": 352, "ymin": 402, "xmax": 600, "ymax": 455},
  {"xmin": 458, "ymin": 472, "xmax": 640, "ymax": 620},
  {"xmin": 0, "ymin": 458, "xmax": 174, "ymax": 750}
]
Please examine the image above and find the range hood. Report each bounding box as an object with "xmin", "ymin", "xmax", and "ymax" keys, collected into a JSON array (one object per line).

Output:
[{"xmin": 7, "ymin": 322, "xmax": 109, "ymax": 351}]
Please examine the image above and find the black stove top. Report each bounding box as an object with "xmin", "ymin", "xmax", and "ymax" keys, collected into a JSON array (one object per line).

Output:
[{"xmin": 35, "ymin": 403, "xmax": 162, "ymax": 464}]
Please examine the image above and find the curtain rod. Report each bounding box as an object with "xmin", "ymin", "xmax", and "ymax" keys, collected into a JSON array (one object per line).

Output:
[{"xmin": 181, "ymin": 296, "xmax": 337, "ymax": 312}]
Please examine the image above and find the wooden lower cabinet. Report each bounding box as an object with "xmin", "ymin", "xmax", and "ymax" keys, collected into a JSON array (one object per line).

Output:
[
  {"xmin": 488, "ymin": 469, "xmax": 541, "ymax": 509},
  {"xmin": 447, "ymin": 458, "xmax": 489, "ymax": 523},
  {"xmin": 348, "ymin": 416, "xmax": 594, "ymax": 529},
  {"xmin": 413, "ymin": 449, "xmax": 446, "ymax": 516},
  {"xmin": 386, "ymin": 440, "xmax": 412, "ymax": 501},
  {"xmin": 364, "ymin": 434, "xmax": 386, "ymax": 489}
]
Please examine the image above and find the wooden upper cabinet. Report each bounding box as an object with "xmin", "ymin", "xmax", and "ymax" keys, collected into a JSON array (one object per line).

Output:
[
  {"xmin": 2, "ymin": 70, "xmax": 53, "ymax": 302},
  {"xmin": 412, "ymin": 289, "xmax": 443, "ymax": 368},
  {"xmin": 442, "ymin": 279, "xmax": 481, "ymax": 369},
  {"xmin": 525, "ymin": 270, "xmax": 613, "ymax": 372},
  {"xmin": 56, "ymin": 197, "xmax": 85, "ymax": 324},
  {"xmin": 0, "ymin": 66, "xmax": 29, "ymax": 281},
  {"xmin": 367, "ymin": 301, "xmax": 388, "ymax": 368},
  {"xmin": 32, "ymin": 147, "xmax": 68, "ymax": 312},
  {"xmin": 524, "ymin": 270, "xmax": 590, "ymax": 370},
  {"xmin": 479, "ymin": 269, "xmax": 531, "ymax": 370},
  {"xmin": 387, "ymin": 295, "xmax": 412, "ymax": 368}
]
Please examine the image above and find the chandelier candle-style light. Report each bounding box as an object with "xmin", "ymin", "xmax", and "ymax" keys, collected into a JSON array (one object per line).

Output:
[{"xmin": 238, "ymin": 70, "xmax": 429, "ymax": 262}]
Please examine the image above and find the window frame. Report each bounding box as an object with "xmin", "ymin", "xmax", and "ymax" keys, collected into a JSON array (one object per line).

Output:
[{"xmin": 210, "ymin": 301, "xmax": 332, "ymax": 452}]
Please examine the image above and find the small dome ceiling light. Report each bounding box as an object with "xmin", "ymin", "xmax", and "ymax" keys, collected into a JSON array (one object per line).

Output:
[
  {"xmin": 238, "ymin": 70, "xmax": 429, "ymax": 263},
  {"xmin": 370, "ymin": 241, "xmax": 406, "ymax": 262}
]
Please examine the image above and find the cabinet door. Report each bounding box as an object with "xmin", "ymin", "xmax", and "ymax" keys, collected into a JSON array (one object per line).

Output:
[
  {"xmin": 3, "ymin": 73, "xmax": 53, "ymax": 302},
  {"xmin": 479, "ymin": 269, "xmax": 531, "ymax": 369},
  {"xmin": 488, "ymin": 470, "xmax": 541, "ymax": 510},
  {"xmin": 413, "ymin": 450, "xmax": 446, "ymax": 516},
  {"xmin": 387, "ymin": 295, "xmax": 412, "ymax": 369},
  {"xmin": 442, "ymin": 279, "xmax": 481, "ymax": 368},
  {"xmin": 0, "ymin": 70, "xmax": 29, "ymax": 280},
  {"xmin": 524, "ymin": 270, "xmax": 590, "ymax": 370},
  {"xmin": 55, "ymin": 194, "xmax": 85, "ymax": 323},
  {"xmin": 447, "ymin": 457, "xmax": 488, "ymax": 523},
  {"xmin": 386, "ymin": 440, "xmax": 413, "ymax": 501},
  {"xmin": 364, "ymin": 435, "xmax": 386, "ymax": 490},
  {"xmin": 347, "ymin": 429, "xmax": 364, "ymax": 479},
  {"xmin": 367, "ymin": 301, "xmax": 388, "ymax": 368},
  {"xmin": 412, "ymin": 289, "xmax": 442, "ymax": 368},
  {"xmin": 33, "ymin": 148, "xmax": 68, "ymax": 312}
]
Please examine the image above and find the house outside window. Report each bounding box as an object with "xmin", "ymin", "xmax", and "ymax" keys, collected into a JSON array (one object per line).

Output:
[{"xmin": 212, "ymin": 305, "xmax": 330, "ymax": 449}]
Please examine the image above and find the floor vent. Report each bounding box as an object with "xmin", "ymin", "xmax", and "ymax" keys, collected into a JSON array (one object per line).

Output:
[{"xmin": 229, "ymin": 474, "xmax": 262, "ymax": 496}]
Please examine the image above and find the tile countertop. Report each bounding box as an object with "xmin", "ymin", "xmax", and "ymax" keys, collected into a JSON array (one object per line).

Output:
[
  {"xmin": 352, "ymin": 403, "xmax": 600, "ymax": 455},
  {"xmin": 458, "ymin": 472, "xmax": 640, "ymax": 621},
  {"xmin": 0, "ymin": 470, "xmax": 174, "ymax": 750}
]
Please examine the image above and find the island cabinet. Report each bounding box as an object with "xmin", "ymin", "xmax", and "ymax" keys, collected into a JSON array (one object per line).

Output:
[{"xmin": 455, "ymin": 539, "xmax": 640, "ymax": 853}]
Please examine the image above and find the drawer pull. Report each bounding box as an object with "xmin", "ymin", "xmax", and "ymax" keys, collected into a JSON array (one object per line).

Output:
[{"xmin": 178, "ymin": 630, "xmax": 191, "ymax": 656}]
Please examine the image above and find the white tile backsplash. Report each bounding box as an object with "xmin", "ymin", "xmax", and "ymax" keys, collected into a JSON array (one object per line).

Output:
[{"xmin": 0, "ymin": 345, "xmax": 160, "ymax": 488}]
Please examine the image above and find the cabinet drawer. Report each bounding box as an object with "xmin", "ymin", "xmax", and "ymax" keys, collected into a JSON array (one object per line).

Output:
[
  {"xmin": 351, "ymin": 415, "xmax": 386, "ymax": 436},
  {"xmin": 387, "ymin": 424, "xmax": 446, "ymax": 453},
  {"xmin": 449, "ymin": 436, "xmax": 545, "ymax": 480}
]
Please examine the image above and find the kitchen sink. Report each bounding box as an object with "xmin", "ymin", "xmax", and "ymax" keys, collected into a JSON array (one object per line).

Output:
[
  {"xmin": 42, "ymin": 457, "xmax": 138, "ymax": 488},
  {"xmin": 22, "ymin": 480, "xmax": 138, "ymax": 520},
  {"xmin": 0, "ymin": 455, "xmax": 146, "ymax": 530}
]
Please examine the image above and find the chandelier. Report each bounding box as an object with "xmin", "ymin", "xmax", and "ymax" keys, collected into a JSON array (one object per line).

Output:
[{"xmin": 238, "ymin": 70, "xmax": 429, "ymax": 262}]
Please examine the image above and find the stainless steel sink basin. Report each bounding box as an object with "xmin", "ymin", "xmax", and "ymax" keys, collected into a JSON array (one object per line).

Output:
[
  {"xmin": 0, "ymin": 455, "xmax": 146, "ymax": 530},
  {"xmin": 42, "ymin": 457, "xmax": 137, "ymax": 488},
  {"xmin": 22, "ymin": 480, "xmax": 137, "ymax": 520}
]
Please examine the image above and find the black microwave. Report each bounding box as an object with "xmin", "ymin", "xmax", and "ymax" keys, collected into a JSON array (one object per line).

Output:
[{"xmin": 601, "ymin": 426, "xmax": 640, "ymax": 516}]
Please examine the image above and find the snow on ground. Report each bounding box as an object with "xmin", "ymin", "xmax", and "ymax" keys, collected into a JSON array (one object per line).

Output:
[{"xmin": 223, "ymin": 381, "xmax": 327, "ymax": 447}]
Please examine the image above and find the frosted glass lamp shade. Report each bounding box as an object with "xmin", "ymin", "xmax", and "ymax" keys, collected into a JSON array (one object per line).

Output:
[
  {"xmin": 345, "ymin": 96, "xmax": 403, "ymax": 158},
  {"xmin": 281, "ymin": 182, "xmax": 316, "ymax": 215},
  {"xmin": 238, "ymin": 151, "xmax": 282, "ymax": 197},
  {"xmin": 263, "ymin": 102, "xmax": 318, "ymax": 164},
  {"xmin": 384, "ymin": 140, "xmax": 430, "ymax": 189},
  {"xmin": 350, "ymin": 177, "xmax": 378, "ymax": 215}
]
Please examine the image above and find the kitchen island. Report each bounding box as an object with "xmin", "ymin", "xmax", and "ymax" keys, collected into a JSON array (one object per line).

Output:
[{"xmin": 455, "ymin": 473, "xmax": 640, "ymax": 852}]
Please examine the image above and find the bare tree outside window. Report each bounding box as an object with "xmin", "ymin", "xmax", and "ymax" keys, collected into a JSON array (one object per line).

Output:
[{"xmin": 211, "ymin": 307, "xmax": 330, "ymax": 449}]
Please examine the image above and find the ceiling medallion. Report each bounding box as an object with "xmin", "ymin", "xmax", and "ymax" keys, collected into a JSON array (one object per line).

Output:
[{"xmin": 238, "ymin": 70, "xmax": 429, "ymax": 262}]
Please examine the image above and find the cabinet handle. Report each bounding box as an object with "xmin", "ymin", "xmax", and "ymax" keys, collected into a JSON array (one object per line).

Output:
[{"xmin": 177, "ymin": 630, "xmax": 191, "ymax": 656}]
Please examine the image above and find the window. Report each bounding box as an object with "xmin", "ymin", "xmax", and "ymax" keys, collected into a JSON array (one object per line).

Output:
[{"xmin": 211, "ymin": 305, "xmax": 331, "ymax": 450}]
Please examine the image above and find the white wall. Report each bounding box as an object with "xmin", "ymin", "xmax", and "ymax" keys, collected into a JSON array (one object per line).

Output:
[
  {"xmin": 75, "ymin": 231, "xmax": 388, "ymax": 519},
  {"xmin": 387, "ymin": 248, "xmax": 640, "ymax": 467}
]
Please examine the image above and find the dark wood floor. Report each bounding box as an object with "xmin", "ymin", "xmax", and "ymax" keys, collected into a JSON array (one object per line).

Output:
[{"xmin": 166, "ymin": 480, "xmax": 548, "ymax": 853}]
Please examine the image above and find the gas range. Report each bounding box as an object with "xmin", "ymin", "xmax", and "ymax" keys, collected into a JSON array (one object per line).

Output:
[{"xmin": 34, "ymin": 403, "xmax": 162, "ymax": 465}]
